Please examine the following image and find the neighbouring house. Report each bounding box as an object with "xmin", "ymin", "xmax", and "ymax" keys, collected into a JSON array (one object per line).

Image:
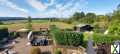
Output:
[{"xmin": 74, "ymin": 24, "xmax": 94, "ymax": 32}]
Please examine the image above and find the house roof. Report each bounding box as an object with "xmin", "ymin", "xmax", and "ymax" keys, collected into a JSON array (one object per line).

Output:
[{"xmin": 76, "ymin": 24, "xmax": 88, "ymax": 27}]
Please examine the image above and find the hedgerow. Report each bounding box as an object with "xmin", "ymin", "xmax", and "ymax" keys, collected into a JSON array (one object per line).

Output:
[
  {"xmin": 93, "ymin": 33, "xmax": 120, "ymax": 44},
  {"xmin": 50, "ymin": 25, "xmax": 84, "ymax": 46}
]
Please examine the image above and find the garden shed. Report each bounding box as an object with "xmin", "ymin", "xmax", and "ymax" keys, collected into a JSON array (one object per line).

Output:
[{"xmin": 74, "ymin": 24, "xmax": 93, "ymax": 32}]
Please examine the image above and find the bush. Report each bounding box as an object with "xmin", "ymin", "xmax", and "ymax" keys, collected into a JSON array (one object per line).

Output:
[
  {"xmin": 50, "ymin": 25, "xmax": 84, "ymax": 46},
  {"xmin": 93, "ymin": 33, "xmax": 120, "ymax": 44},
  {"xmin": 82, "ymin": 40, "xmax": 88, "ymax": 48},
  {"xmin": 29, "ymin": 47, "xmax": 41, "ymax": 54},
  {"xmin": 10, "ymin": 32, "xmax": 19, "ymax": 38},
  {"xmin": 0, "ymin": 21, "xmax": 3, "ymax": 25},
  {"xmin": 55, "ymin": 48, "xmax": 62, "ymax": 54},
  {"xmin": 0, "ymin": 27, "xmax": 9, "ymax": 40},
  {"xmin": 61, "ymin": 31, "xmax": 84, "ymax": 46}
]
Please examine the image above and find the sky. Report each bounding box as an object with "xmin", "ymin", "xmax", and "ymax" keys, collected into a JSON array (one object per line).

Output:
[{"xmin": 0, "ymin": 0, "xmax": 120, "ymax": 18}]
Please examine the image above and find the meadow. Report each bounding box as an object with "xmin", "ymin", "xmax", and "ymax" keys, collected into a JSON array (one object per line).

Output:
[{"xmin": 0, "ymin": 20, "xmax": 74, "ymax": 31}]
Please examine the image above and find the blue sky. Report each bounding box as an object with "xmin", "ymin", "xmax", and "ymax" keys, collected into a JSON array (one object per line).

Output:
[{"xmin": 0, "ymin": 0, "xmax": 120, "ymax": 18}]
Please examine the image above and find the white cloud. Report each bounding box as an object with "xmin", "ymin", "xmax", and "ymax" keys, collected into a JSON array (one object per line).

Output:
[
  {"xmin": 27, "ymin": 0, "xmax": 48, "ymax": 11},
  {"xmin": 55, "ymin": 0, "xmax": 74, "ymax": 10},
  {"xmin": 0, "ymin": 0, "xmax": 29, "ymax": 17},
  {"xmin": 34, "ymin": 0, "xmax": 88, "ymax": 18},
  {"xmin": 27, "ymin": 0, "xmax": 56, "ymax": 11},
  {"xmin": 0, "ymin": 0, "xmax": 88, "ymax": 17}
]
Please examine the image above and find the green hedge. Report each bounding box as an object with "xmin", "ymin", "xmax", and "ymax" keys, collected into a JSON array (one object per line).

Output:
[
  {"xmin": 93, "ymin": 33, "xmax": 120, "ymax": 44},
  {"xmin": 50, "ymin": 25, "xmax": 84, "ymax": 46},
  {"xmin": 0, "ymin": 27, "xmax": 9, "ymax": 40}
]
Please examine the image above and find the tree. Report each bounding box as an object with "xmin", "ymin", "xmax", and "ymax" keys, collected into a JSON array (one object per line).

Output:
[
  {"xmin": 108, "ymin": 20, "xmax": 120, "ymax": 35},
  {"xmin": 80, "ymin": 12, "xmax": 86, "ymax": 18},
  {"xmin": 94, "ymin": 15, "xmax": 109, "ymax": 33},
  {"xmin": 117, "ymin": 4, "xmax": 120, "ymax": 10},
  {"xmin": 27, "ymin": 16, "xmax": 32, "ymax": 31},
  {"xmin": 112, "ymin": 4, "xmax": 120, "ymax": 21},
  {"xmin": 97, "ymin": 15, "xmax": 109, "ymax": 28},
  {"xmin": 108, "ymin": 4, "xmax": 120, "ymax": 35},
  {"xmin": 79, "ymin": 12, "xmax": 96, "ymax": 24},
  {"xmin": 86, "ymin": 13, "xmax": 96, "ymax": 24},
  {"xmin": 71, "ymin": 12, "xmax": 85, "ymax": 21},
  {"xmin": 0, "ymin": 21, "xmax": 3, "ymax": 25}
]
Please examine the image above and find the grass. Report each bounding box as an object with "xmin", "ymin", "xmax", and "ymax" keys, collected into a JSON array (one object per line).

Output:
[
  {"xmin": 32, "ymin": 20, "xmax": 49, "ymax": 23},
  {"xmin": 0, "ymin": 20, "xmax": 75, "ymax": 31}
]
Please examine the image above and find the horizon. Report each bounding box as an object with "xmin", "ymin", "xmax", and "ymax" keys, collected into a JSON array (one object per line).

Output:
[{"xmin": 0, "ymin": 0, "xmax": 120, "ymax": 18}]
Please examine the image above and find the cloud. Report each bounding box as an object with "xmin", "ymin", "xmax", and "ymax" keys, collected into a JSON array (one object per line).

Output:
[
  {"xmin": 0, "ymin": 0, "xmax": 29, "ymax": 17},
  {"xmin": 34, "ymin": 0, "xmax": 88, "ymax": 18},
  {"xmin": 27, "ymin": 0, "xmax": 56, "ymax": 11},
  {"xmin": 27, "ymin": 0, "xmax": 48, "ymax": 11},
  {"xmin": 0, "ymin": 0, "xmax": 88, "ymax": 17}
]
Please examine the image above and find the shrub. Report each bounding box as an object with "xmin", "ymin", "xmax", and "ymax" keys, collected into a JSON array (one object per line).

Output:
[
  {"xmin": 62, "ymin": 31, "xmax": 84, "ymax": 46},
  {"xmin": 82, "ymin": 40, "xmax": 88, "ymax": 48},
  {"xmin": 65, "ymin": 20, "xmax": 72, "ymax": 24},
  {"xmin": 0, "ymin": 27, "xmax": 9, "ymax": 40},
  {"xmin": 27, "ymin": 16, "xmax": 32, "ymax": 31},
  {"xmin": 55, "ymin": 48, "xmax": 62, "ymax": 54},
  {"xmin": 0, "ymin": 21, "xmax": 3, "ymax": 25},
  {"xmin": 10, "ymin": 32, "xmax": 19, "ymax": 38},
  {"xmin": 93, "ymin": 33, "xmax": 120, "ymax": 44},
  {"xmin": 29, "ymin": 47, "xmax": 41, "ymax": 54},
  {"xmin": 50, "ymin": 25, "xmax": 84, "ymax": 46}
]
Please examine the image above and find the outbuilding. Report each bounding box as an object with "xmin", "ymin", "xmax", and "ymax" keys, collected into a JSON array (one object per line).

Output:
[{"xmin": 74, "ymin": 24, "xmax": 93, "ymax": 32}]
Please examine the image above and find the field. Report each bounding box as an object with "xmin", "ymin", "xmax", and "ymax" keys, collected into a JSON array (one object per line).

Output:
[{"xmin": 0, "ymin": 20, "xmax": 74, "ymax": 31}]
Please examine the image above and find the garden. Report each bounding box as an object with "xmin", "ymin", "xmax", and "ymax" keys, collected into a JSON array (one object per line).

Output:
[{"xmin": 1, "ymin": 4, "xmax": 120, "ymax": 54}]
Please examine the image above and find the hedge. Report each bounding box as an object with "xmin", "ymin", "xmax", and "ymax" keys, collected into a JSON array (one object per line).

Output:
[
  {"xmin": 0, "ymin": 27, "xmax": 9, "ymax": 40},
  {"xmin": 93, "ymin": 33, "xmax": 120, "ymax": 44},
  {"xmin": 50, "ymin": 25, "xmax": 84, "ymax": 46}
]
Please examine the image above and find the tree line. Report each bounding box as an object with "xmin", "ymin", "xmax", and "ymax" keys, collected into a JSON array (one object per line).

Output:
[{"xmin": 67, "ymin": 4, "xmax": 120, "ymax": 35}]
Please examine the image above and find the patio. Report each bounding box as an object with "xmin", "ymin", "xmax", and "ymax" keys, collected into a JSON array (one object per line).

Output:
[{"xmin": 0, "ymin": 37, "xmax": 53, "ymax": 54}]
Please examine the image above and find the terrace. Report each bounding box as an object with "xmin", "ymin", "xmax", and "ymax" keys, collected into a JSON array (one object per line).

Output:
[{"xmin": 0, "ymin": 24, "xmax": 87, "ymax": 54}]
